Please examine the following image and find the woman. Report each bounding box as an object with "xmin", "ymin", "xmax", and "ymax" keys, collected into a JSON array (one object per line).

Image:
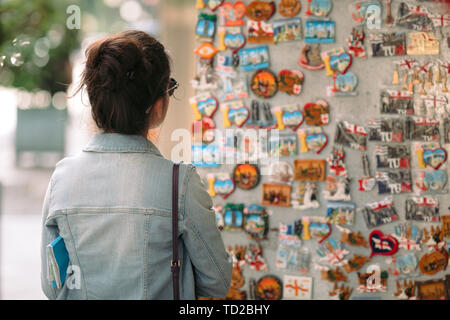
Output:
[{"xmin": 40, "ymin": 30, "xmax": 232, "ymax": 300}]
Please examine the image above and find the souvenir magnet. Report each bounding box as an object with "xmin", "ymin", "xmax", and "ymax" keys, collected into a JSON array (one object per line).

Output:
[
  {"xmin": 246, "ymin": 1, "xmax": 276, "ymax": 21},
  {"xmin": 343, "ymin": 254, "xmax": 371, "ymax": 273},
  {"xmin": 369, "ymin": 230, "xmax": 399, "ymax": 258},
  {"xmin": 273, "ymin": 18, "xmax": 302, "ymax": 43},
  {"xmin": 329, "ymin": 283, "xmax": 353, "ymax": 300},
  {"xmin": 407, "ymin": 32, "xmax": 440, "ymax": 55},
  {"xmin": 279, "ymin": 0, "xmax": 301, "ymax": 18},
  {"xmin": 247, "ymin": 20, "xmax": 274, "ymax": 44},
  {"xmin": 369, "ymin": 32, "xmax": 406, "ymax": 57},
  {"xmin": 273, "ymin": 104, "xmax": 303, "ymax": 131},
  {"xmin": 415, "ymin": 170, "xmax": 448, "ymax": 193},
  {"xmin": 442, "ymin": 215, "xmax": 450, "ymax": 241},
  {"xmin": 303, "ymin": 100, "xmax": 329, "ymax": 126},
  {"xmin": 227, "ymin": 245, "xmax": 247, "ymax": 268},
  {"xmin": 368, "ymin": 118, "xmax": 404, "ymax": 142},
  {"xmin": 304, "ymin": 20, "xmax": 335, "ymax": 44},
  {"xmin": 207, "ymin": 173, "xmax": 235, "ymax": 199},
  {"xmin": 262, "ymin": 183, "xmax": 291, "ymax": 207},
  {"xmin": 336, "ymin": 225, "xmax": 368, "ymax": 248},
  {"xmin": 265, "ymin": 160, "xmax": 294, "ymax": 185},
  {"xmin": 225, "ymin": 266, "xmax": 247, "ymax": 300},
  {"xmin": 192, "ymin": 143, "xmax": 220, "ymax": 167},
  {"xmin": 291, "ymin": 182, "xmax": 319, "ymax": 210},
  {"xmin": 358, "ymin": 153, "xmax": 376, "ymax": 192},
  {"xmin": 362, "ymin": 196, "xmax": 399, "ymax": 229},
  {"xmin": 416, "ymin": 279, "xmax": 447, "ymax": 300},
  {"xmin": 245, "ymin": 242, "xmax": 268, "ymax": 271},
  {"xmin": 386, "ymin": 253, "xmax": 418, "ymax": 276},
  {"xmin": 305, "ymin": 0, "xmax": 332, "ymax": 17},
  {"xmin": 223, "ymin": 27, "xmax": 246, "ymax": 52},
  {"xmin": 307, "ymin": 217, "xmax": 332, "ymax": 243},
  {"xmin": 376, "ymin": 170, "xmax": 412, "ymax": 194},
  {"xmin": 277, "ymin": 70, "xmax": 304, "ymax": 95},
  {"xmin": 316, "ymin": 265, "xmax": 348, "ymax": 283},
  {"xmin": 392, "ymin": 223, "xmax": 421, "ymax": 251},
  {"xmin": 380, "ymin": 90, "xmax": 413, "ymax": 115},
  {"xmin": 192, "ymin": 118, "xmax": 216, "ymax": 144},
  {"xmin": 252, "ymin": 275, "xmax": 283, "ymax": 300},
  {"xmin": 298, "ymin": 128, "xmax": 328, "ymax": 154},
  {"xmin": 396, "ymin": 2, "xmax": 434, "ymax": 31},
  {"xmin": 350, "ymin": 1, "xmax": 382, "ymax": 29},
  {"xmin": 357, "ymin": 265, "xmax": 388, "ymax": 293},
  {"xmin": 346, "ymin": 26, "xmax": 366, "ymax": 58},
  {"xmin": 405, "ymin": 196, "xmax": 440, "ymax": 222},
  {"xmin": 321, "ymin": 47, "xmax": 352, "ymax": 77},
  {"xmin": 238, "ymin": 45, "xmax": 270, "ymax": 72},
  {"xmin": 334, "ymin": 121, "xmax": 367, "ymax": 151},
  {"xmin": 196, "ymin": 14, "xmax": 217, "ymax": 42},
  {"xmin": 294, "ymin": 159, "xmax": 326, "ymax": 181},
  {"xmin": 203, "ymin": 0, "xmax": 224, "ymax": 11},
  {"xmin": 283, "ymin": 275, "xmax": 313, "ymax": 300},
  {"xmin": 233, "ymin": 163, "xmax": 260, "ymax": 190},
  {"xmin": 189, "ymin": 93, "xmax": 218, "ymax": 120},
  {"xmin": 276, "ymin": 222, "xmax": 304, "ymax": 272},
  {"xmin": 420, "ymin": 94, "xmax": 448, "ymax": 120},
  {"xmin": 243, "ymin": 205, "xmax": 269, "ymax": 241},
  {"xmin": 269, "ymin": 132, "xmax": 298, "ymax": 157},
  {"xmin": 191, "ymin": 64, "xmax": 219, "ymax": 91},
  {"xmin": 316, "ymin": 238, "xmax": 350, "ymax": 267},
  {"xmin": 250, "ymin": 69, "xmax": 278, "ymax": 99},
  {"xmin": 421, "ymin": 225, "xmax": 446, "ymax": 252},
  {"xmin": 213, "ymin": 205, "xmax": 225, "ymax": 230},
  {"xmin": 405, "ymin": 116, "xmax": 440, "ymax": 141},
  {"xmin": 393, "ymin": 280, "xmax": 417, "ymax": 300},
  {"xmin": 194, "ymin": 42, "xmax": 220, "ymax": 61},
  {"xmin": 298, "ymin": 44, "xmax": 325, "ymax": 70},
  {"xmin": 419, "ymin": 249, "xmax": 448, "ymax": 275},
  {"xmin": 222, "ymin": 203, "xmax": 245, "ymax": 230},
  {"xmin": 326, "ymin": 201, "xmax": 356, "ymax": 226},
  {"xmin": 329, "ymin": 72, "xmax": 358, "ymax": 97},
  {"xmin": 422, "ymin": 147, "xmax": 447, "ymax": 170},
  {"xmin": 220, "ymin": 1, "xmax": 246, "ymax": 27},
  {"xmin": 221, "ymin": 100, "xmax": 250, "ymax": 128},
  {"xmin": 324, "ymin": 148, "xmax": 351, "ymax": 201},
  {"xmin": 375, "ymin": 144, "xmax": 411, "ymax": 169}
]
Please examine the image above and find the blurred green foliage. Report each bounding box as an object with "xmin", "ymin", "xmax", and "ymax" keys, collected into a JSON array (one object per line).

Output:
[{"xmin": 0, "ymin": 0, "xmax": 80, "ymax": 94}]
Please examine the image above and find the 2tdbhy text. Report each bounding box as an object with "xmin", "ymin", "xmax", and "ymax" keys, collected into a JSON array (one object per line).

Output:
[{"xmin": 178, "ymin": 304, "xmax": 271, "ymax": 318}]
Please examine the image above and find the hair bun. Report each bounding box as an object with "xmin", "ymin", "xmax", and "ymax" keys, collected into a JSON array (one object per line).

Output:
[{"xmin": 86, "ymin": 36, "xmax": 145, "ymax": 91}]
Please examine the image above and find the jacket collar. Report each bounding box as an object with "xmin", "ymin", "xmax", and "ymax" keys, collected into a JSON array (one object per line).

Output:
[{"xmin": 83, "ymin": 133, "xmax": 162, "ymax": 156}]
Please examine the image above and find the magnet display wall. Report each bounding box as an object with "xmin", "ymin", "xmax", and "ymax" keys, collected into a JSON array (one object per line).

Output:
[{"xmin": 192, "ymin": 0, "xmax": 450, "ymax": 300}]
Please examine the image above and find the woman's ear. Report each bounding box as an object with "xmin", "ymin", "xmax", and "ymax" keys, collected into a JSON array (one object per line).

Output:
[{"xmin": 148, "ymin": 95, "xmax": 169, "ymax": 129}]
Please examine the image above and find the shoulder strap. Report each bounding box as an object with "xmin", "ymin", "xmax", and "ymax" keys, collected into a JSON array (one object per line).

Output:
[{"xmin": 171, "ymin": 163, "xmax": 181, "ymax": 300}]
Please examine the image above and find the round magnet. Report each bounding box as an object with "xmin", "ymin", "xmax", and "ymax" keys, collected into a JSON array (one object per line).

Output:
[
  {"xmin": 250, "ymin": 69, "xmax": 278, "ymax": 99},
  {"xmin": 233, "ymin": 163, "xmax": 260, "ymax": 190},
  {"xmin": 254, "ymin": 275, "xmax": 283, "ymax": 300}
]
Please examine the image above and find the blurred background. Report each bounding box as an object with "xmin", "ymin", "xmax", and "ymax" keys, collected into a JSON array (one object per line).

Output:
[{"xmin": 0, "ymin": 0, "xmax": 196, "ymax": 299}]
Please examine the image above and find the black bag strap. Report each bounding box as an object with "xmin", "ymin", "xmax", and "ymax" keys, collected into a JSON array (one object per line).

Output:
[{"xmin": 171, "ymin": 163, "xmax": 181, "ymax": 300}]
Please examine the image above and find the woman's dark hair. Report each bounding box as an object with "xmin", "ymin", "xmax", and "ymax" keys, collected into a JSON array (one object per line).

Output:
[{"xmin": 77, "ymin": 30, "xmax": 171, "ymax": 134}]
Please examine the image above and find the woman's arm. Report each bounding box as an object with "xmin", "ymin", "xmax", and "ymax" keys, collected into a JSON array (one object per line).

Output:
[{"xmin": 181, "ymin": 165, "xmax": 233, "ymax": 299}]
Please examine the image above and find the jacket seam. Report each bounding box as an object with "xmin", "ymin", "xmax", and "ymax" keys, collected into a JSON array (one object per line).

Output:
[
  {"xmin": 142, "ymin": 214, "xmax": 150, "ymax": 300},
  {"xmin": 63, "ymin": 214, "xmax": 89, "ymax": 299},
  {"xmin": 47, "ymin": 178, "xmax": 58, "ymax": 300},
  {"xmin": 185, "ymin": 217, "xmax": 229, "ymax": 291}
]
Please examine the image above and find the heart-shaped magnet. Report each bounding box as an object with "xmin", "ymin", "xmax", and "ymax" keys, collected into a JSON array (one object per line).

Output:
[
  {"xmin": 423, "ymin": 148, "xmax": 447, "ymax": 170},
  {"xmin": 335, "ymin": 72, "xmax": 358, "ymax": 92},
  {"xmin": 306, "ymin": 133, "xmax": 328, "ymax": 154},
  {"xmin": 282, "ymin": 111, "xmax": 304, "ymax": 131},
  {"xmin": 369, "ymin": 230, "xmax": 399, "ymax": 258},
  {"xmin": 303, "ymin": 100, "xmax": 329, "ymax": 126},
  {"xmin": 205, "ymin": 0, "xmax": 224, "ymax": 11},
  {"xmin": 224, "ymin": 32, "xmax": 246, "ymax": 52},
  {"xmin": 423, "ymin": 170, "xmax": 448, "ymax": 191},
  {"xmin": 329, "ymin": 52, "xmax": 352, "ymax": 74},
  {"xmin": 222, "ymin": 1, "xmax": 246, "ymax": 26},
  {"xmin": 228, "ymin": 106, "xmax": 250, "ymax": 127},
  {"xmin": 197, "ymin": 97, "xmax": 218, "ymax": 118},
  {"xmin": 214, "ymin": 178, "xmax": 235, "ymax": 199}
]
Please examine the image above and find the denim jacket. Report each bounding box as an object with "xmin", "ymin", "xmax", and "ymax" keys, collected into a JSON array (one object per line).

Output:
[{"xmin": 40, "ymin": 133, "xmax": 232, "ymax": 300}]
